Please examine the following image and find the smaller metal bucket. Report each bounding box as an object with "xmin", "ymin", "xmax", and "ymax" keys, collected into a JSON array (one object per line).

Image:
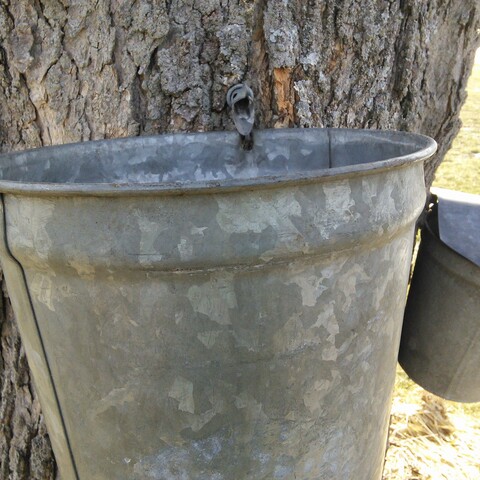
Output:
[{"xmin": 399, "ymin": 191, "xmax": 480, "ymax": 402}]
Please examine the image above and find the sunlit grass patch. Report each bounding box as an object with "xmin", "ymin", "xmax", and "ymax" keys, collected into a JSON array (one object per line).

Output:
[{"xmin": 384, "ymin": 368, "xmax": 480, "ymax": 480}]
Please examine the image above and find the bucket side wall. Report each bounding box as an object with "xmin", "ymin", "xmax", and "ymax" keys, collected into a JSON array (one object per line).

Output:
[{"xmin": 19, "ymin": 232, "xmax": 415, "ymax": 480}]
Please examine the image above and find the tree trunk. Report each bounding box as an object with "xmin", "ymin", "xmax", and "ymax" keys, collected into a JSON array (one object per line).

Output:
[{"xmin": 0, "ymin": 1, "xmax": 478, "ymax": 478}]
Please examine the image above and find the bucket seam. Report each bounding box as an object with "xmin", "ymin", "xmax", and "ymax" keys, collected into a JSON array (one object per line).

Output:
[{"xmin": 0, "ymin": 194, "xmax": 80, "ymax": 480}]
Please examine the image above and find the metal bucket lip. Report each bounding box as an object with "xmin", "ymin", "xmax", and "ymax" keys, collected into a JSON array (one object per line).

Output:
[
  {"xmin": 423, "ymin": 211, "xmax": 480, "ymax": 287},
  {"xmin": 431, "ymin": 187, "xmax": 480, "ymax": 268},
  {"xmin": 0, "ymin": 127, "xmax": 437, "ymax": 197}
]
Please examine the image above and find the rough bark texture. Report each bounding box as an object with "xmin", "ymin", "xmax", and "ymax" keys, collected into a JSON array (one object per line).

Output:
[{"xmin": 0, "ymin": 0, "xmax": 479, "ymax": 478}]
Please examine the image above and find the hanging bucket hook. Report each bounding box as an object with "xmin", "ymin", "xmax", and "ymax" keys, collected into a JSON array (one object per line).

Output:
[{"xmin": 226, "ymin": 83, "xmax": 255, "ymax": 147}]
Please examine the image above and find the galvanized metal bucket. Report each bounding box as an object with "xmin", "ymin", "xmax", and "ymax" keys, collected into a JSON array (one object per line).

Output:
[
  {"xmin": 399, "ymin": 190, "xmax": 480, "ymax": 402},
  {"xmin": 0, "ymin": 129, "xmax": 436, "ymax": 480}
]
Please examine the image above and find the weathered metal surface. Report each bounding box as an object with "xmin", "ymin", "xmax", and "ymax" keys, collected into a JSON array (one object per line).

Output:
[
  {"xmin": 0, "ymin": 128, "xmax": 435, "ymax": 479},
  {"xmin": 399, "ymin": 198, "xmax": 480, "ymax": 403}
]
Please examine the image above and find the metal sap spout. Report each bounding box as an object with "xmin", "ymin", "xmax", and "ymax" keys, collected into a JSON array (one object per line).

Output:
[{"xmin": 227, "ymin": 83, "xmax": 255, "ymax": 149}]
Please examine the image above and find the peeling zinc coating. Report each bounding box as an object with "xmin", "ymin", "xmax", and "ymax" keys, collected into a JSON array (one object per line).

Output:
[{"xmin": 0, "ymin": 129, "xmax": 436, "ymax": 479}]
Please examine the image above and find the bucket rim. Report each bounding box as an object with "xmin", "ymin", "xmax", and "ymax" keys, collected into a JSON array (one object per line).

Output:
[{"xmin": 0, "ymin": 127, "xmax": 437, "ymax": 197}]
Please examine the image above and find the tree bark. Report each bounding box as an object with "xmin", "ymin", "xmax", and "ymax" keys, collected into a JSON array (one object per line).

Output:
[{"xmin": 0, "ymin": 0, "xmax": 479, "ymax": 478}]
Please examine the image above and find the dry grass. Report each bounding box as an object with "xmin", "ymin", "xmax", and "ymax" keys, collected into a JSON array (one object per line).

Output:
[
  {"xmin": 384, "ymin": 50, "xmax": 480, "ymax": 479},
  {"xmin": 383, "ymin": 368, "xmax": 480, "ymax": 479}
]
